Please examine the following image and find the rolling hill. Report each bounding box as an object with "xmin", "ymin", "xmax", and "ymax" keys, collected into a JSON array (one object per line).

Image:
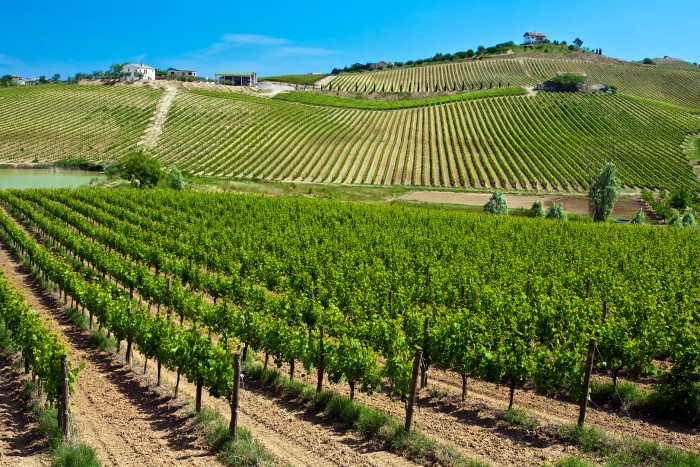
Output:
[
  {"xmin": 1, "ymin": 55, "xmax": 699, "ymax": 192},
  {"xmin": 326, "ymin": 57, "xmax": 700, "ymax": 111}
]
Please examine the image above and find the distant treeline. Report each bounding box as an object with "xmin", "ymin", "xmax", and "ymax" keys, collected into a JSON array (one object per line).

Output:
[{"xmin": 331, "ymin": 40, "xmax": 595, "ymax": 75}]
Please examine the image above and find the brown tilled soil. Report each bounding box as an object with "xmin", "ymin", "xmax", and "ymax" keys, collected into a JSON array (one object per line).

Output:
[
  {"xmin": 278, "ymin": 356, "xmax": 699, "ymax": 464},
  {"xmin": 394, "ymin": 191, "xmax": 645, "ymax": 217},
  {"xmin": 0, "ymin": 241, "xmax": 220, "ymax": 466},
  {"xmin": 0, "ymin": 355, "xmax": 46, "ymax": 467}
]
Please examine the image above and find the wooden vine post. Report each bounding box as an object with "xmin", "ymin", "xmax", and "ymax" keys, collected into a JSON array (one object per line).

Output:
[
  {"xmin": 578, "ymin": 338, "xmax": 596, "ymax": 426},
  {"xmin": 420, "ymin": 318, "xmax": 430, "ymax": 389},
  {"xmin": 60, "ymin": 355, "xmax": 70, "ymax": 440},
  {"xmin": 125, "ymin": 307, "xmax": 132, "ymax": 364},
  {"xmin": 405, "ymin": 348, "xmax": 422, "ymax": 433},
  {"xmin": 316, "ymin": 326, "xmax": 325, "ymax": 393},
  {"xmin": 230, "ymin": 353, "xmax": 242, "ymax": 440}
]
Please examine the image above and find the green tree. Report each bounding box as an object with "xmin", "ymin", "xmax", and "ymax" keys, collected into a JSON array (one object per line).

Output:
[
  {"xmin": 531, "ymin": 200, "xmax": 545, "ymax": 218},
  {"xmin": 118, "ymin": 151, "xmax": 162, "ymax": 188},
  {"xmin": 630, "ymin": 208, "xmax": 645, "ymax": 225},
  {"xmin": 0, "ymin": 75, "xmax": 16, "ymax": 87},
  {"xmin": 642, "ymin": 58, "xmax": 654, "ymax": 65},
  {"xmin": 588, "ymin": 162, "xmax": 621, "ymax": 222},
  {"xmin": 51, "ymin": 73, "xmax": 61, "ymax": 82},
  {"xmin": 546, "ymin": 203, "xmax": 567, "ymax": 220},
  {"xmin": 167, "ymin": 166, "xmax": 185, "ymax": 191},
  {"xmin": 669, "ymin": 186, "xmax": 692, "ymax": 211},
  {"xmin": 573, "ymin": 38, "xmax": 583, "ymax": 48},
  {"xmin": 484, "ymin": 191, "xmax": 508, "ymax": 215},
  {"xmin": 550, "ymin": 73, "xmax": 586, "ymax": 92}
]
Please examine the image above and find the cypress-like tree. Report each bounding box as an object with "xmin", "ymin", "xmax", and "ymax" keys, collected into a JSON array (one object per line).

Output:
[{"xmin": 588, "ymin": 162, "xmax": 621, "ymax": 222}]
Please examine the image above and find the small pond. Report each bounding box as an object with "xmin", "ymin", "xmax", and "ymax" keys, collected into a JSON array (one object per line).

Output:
[{"xmin": 0, "ymin": 169, "xmax": 104, "ymax": 189}]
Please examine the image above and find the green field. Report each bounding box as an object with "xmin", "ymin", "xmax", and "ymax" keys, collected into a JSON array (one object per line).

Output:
[{"xmin": 328, "ymin": 57, "xmax": 700, "ymax": 111}]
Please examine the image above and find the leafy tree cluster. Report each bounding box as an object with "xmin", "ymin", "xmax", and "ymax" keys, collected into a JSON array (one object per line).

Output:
[
  {"xmin": 0, "ymin": 75, "xmax": 16, "ymax": 87},
  {"xmin": 549, "ymin": 73, "xmax": 587, "ymax": 92},
  {"xmin": 65, "ymin": 63, "xmax": 125, "ymax": 83},
  {"xmin": 641, "ymin": 188, "xmax": 699, "ymax": 227},
  {"xmin": 331, "ymin": 41, "xmax": 529, "ymax": 74},
  {"xmin": 117, "ymin": 151, "xmax": 162, "ymax": 188}
]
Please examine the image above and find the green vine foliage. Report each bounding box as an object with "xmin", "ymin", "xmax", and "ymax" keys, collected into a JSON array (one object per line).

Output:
[{"xmin": 0, "ymin": 271, "xmax": 76, "ymax": 404}]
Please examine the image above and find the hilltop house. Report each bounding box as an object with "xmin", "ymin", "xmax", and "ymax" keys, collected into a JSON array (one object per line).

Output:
[
  {"xmin": 370, "ymin": 61, "xmax": 390, "ymax": 70},
  {"xmin": 122, "ymin": 63, "xmax": 156, "ymax": 81},
  {"xmin": 168, "ymin": 68, "xmax": 197, "ymax": 78},
  {"xmin": 215, "ymin": 71, "xmax": 257, "ymax": 86},
  {"xmin": 523, "ymin": 32, "xmax": 547, "ymax": 44}
]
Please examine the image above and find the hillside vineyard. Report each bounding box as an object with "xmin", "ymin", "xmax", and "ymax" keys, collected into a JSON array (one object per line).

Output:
[
  {"xmin": 327, "ymin": 58, "xmax": 700, "ymax": 111},
  {"xmin": 1, "ymin": 82, "xmax": 699, "ymax": 191},
  {"xmin": 0, "ymin": 189, "xmax": 697, "ymax": 406}
]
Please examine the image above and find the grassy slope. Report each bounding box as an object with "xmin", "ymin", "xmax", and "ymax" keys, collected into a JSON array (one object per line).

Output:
[
  {"xmin": 259, "ymin": 74, "xmax": 329, "ymax": 85},
  {"xmin": 272, "ymin": 87, "xmax": 525, "ymax": 109}
]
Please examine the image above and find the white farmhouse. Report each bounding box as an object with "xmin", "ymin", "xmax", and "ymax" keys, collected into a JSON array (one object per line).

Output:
[
  {"xmin": 122, "ymin": 63, "xmax": 156, "ymax": 81},
  {"xmin": 523, "ymin": 32, "xmax": 547, "ymax": 44}
]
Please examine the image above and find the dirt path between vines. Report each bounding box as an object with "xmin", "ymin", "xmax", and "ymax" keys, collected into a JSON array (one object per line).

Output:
[
  {"xmin": 0, "ymin": 240, "xmax": 219, "ymax": 467},
  {"xmin": 0, "ymin": 354, "xmax": 46, "ymax": 467},
  {"xmin": 139, "ymin": 87, "xmax": 177, "ymax": 150},
  {"xmin": 0, "ymin": 235, "xmax": 416, "ymax": 466}
]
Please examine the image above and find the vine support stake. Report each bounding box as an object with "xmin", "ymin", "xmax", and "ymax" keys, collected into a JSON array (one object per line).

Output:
[
  {"xmin": 405, "ymin": 347, "xmax": 422, "ymax": 433},
  {"xmin": 61, "ymin": 355, "xmax": 70, "ymax": 440},
  {"xmin": 316, "ymin": 325, "xmax": 325, "ymax": 393},
  {"xmin": 230, "ymin": 353, "xmax": 242, "ymax": 440},
  {"xmin": 420, "ymin": 318, "xmax": 430, "ymax": 389},
  {"xmin": 578, "ymin": 338, "xmax": 596, "ymax": 427}
]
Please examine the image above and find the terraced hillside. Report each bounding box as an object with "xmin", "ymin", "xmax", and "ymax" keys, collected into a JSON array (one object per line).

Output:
[
  {"xmin": 0, "ymin": 85, "xmax": 162, "ymax": 162},
  {"xmin": 157, "ymin": 90, "xmax": 699, "ymax": 190},
  {"xmin": 327, "ymin": 58, "xmax": 700, "ymax": 111}
]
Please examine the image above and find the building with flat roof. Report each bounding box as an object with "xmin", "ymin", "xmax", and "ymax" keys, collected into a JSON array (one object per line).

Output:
[
  {"xmin": 215, "ymin": 71, "xmax": 257, "ymax": 86},
  {"xmin": 168, "ymin": 68, "xmax": 197, "ymax": 78}
]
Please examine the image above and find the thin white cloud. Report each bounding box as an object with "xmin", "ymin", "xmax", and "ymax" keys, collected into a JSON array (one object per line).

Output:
[
  {"xmin": 222, "ymin": 34, "xmax": 291, "ymax": 46},
  {"xmin": 275, "ymin": 47, "xmax": 337, "ymax": 57},
  {"xmin": 0, "ymin": 53, "xmax": 24, "ymax": 68}
]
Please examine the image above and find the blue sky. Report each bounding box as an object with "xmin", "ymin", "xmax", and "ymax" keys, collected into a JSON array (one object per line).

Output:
[{"xmin": 1, "ymin": 0, "xmax": 698, "ymax": 78}]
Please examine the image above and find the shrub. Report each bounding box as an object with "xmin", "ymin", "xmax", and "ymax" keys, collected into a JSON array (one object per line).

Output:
[
  {"xmin": 484, "ymin": 191, "xmax": 508, "ymax": 215},
  {"xmin": 546, "ymin": 203, "xmax": 567, "ymax": 220},
  {"xmin": 630, "ymin": 208, "xmax": 645, "ymax": 225},
  {"xmin": 168, "ymin": 166, "xmax": 185, "ymax": 191},
  {"xmin": 668, "ymin": 213, "xmax": 683, "ymax": 227},
  {"xmin": 682, "ymin": 210, "xmax": 697, "ymax": 228},
  {"xmin": 531, "ymin": 200, "xmax": 546, "ymax": 218}
]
